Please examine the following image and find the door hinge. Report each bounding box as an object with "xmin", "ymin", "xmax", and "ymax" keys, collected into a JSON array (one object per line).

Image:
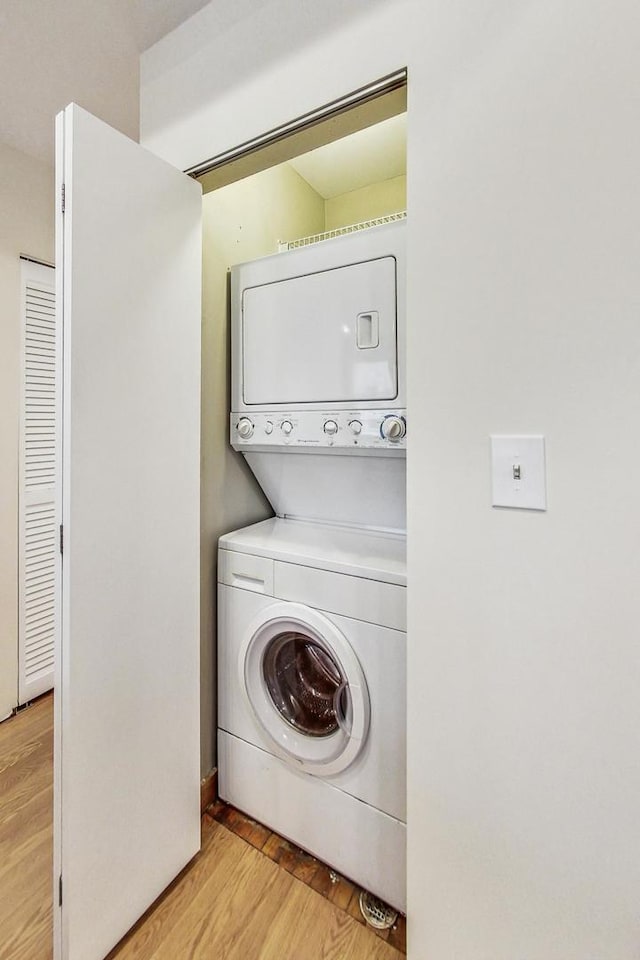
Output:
[
  {"xmin": 58, "ymin": 874, "xmax": 63, "ymax": 906},
  {"xmin": 61, "ymin": 183, "xmax": 65, "ymax": 214},
  {"xmin": 59, "ymin": 524, "xmax": 63, "ymax": 555}
]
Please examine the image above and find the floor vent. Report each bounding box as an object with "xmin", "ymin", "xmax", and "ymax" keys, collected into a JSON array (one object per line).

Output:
[{"xmin": 358, "ymin": 890, "xmax": 398, "ymax": 930}]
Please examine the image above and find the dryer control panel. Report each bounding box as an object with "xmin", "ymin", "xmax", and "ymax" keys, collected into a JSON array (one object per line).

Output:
[{"xmin": 231, "ymin": 410, "xmax": 407, "ymax": 452}]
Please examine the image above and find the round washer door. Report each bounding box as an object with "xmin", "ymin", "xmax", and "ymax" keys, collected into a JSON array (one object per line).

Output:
[{"xmin": 240, "ymin": 602, "xmax": 370, "ymax": 776}]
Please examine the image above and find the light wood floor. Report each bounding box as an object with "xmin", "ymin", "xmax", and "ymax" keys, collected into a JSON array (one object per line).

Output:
[
  {"xmin": 0, "ymin": 693, "xmax": 53, "ymax": 960},
  {"xmin": 0, "ymin": 695, "xmax": 403, "ymax": 960}
]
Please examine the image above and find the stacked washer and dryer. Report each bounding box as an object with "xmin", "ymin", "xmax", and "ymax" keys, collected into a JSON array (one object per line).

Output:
[{"xmin": 217, "ymin": 220, "xmax": 407, "ymax": 911}]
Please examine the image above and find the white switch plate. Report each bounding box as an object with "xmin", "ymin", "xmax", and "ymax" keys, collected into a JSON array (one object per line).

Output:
[{"xmin": 491, "ymin": 435, "xmax": 547, "ymax": 510}]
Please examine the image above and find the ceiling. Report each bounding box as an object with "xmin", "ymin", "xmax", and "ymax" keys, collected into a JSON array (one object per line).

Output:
[
  {"xmin": 133, "ymin": 0, "xmax": 213, "ymax": 50},
  {"xmin": 288, "ymin": 113, "xmax": 406, "ymax": 199},
  {"xmin": 0, "ymin": 0, "xmax": 213, "ymax": 165}
]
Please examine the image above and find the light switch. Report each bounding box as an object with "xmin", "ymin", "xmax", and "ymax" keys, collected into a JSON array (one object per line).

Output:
[{"xmin": 490, "ymin": 435, "xmax": 546, "ymax": 510}]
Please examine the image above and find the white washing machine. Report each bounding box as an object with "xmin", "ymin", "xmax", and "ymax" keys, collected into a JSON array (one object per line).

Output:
[{"xmin": 217, "ymin": 516, "xmax": 406, "ymax": 911}]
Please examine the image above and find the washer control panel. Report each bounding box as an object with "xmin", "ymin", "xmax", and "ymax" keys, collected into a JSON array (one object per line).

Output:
[{"xmin": 231, "ymin": 410, "xmax": 407, "ymax": 450}]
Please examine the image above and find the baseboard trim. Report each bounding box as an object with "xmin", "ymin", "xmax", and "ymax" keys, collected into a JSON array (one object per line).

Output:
[{"xmin": 200, "ymin": 768, "xmax": 218, "ymax": 814}]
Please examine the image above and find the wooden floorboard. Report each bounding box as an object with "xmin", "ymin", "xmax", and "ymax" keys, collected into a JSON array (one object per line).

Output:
[
  {"xmin": 0, "ymin": 694, "xmax": 403, "ymax": 960},
  {"xmin": 207, "ymin": 799, "xmax": 406, "ymax": 953},
  {"xmin": 0, "ymin": 695, "xmax": 53, "ymax": 960},
  {"xmin": 108, "ymin": 819, "xmax": 402, "ymax": 960}
]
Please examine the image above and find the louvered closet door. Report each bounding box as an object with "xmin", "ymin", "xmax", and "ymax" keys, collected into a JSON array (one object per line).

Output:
[{"xmin": 19, "ymin": 259, "xmax": 56, "ymax": 704}]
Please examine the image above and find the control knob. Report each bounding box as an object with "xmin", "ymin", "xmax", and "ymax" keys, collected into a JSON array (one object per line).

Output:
[
  {"xmin": 323, "ymin": 420, "xmax": 338, "ymax": 436},
  {"xmin": 380, "ymin": 415, "xmax": 406, "ymax": 442},
  {"xmin": 236, "ymin": 417, "xmax": 254, "ymax": 439},
  {"xmin": 349, "ymin": 420, "xmax": 363, "ymax": 435},
  {"xmin": 281, "ymin": 420, "xmax": 293, "ymax": 436},
  {"xmin": 264, "ymin": 420, "xmax": 274, "ymax": 435}
]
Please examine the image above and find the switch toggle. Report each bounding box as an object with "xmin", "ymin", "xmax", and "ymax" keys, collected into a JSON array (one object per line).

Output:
[{"xmin": 490, "ymin": 435, "xmax": 546, "ymax": 510}]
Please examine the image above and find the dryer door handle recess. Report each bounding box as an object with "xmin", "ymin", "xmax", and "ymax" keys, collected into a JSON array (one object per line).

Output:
[{"xmin": 356, "ymin": 311, "xmax": 379, "ymax": 349}]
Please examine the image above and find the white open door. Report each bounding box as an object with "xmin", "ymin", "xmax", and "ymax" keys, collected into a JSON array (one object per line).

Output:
[{"xmin": 54, "ymin": 104, "xmax": 201, "ymax": 960}]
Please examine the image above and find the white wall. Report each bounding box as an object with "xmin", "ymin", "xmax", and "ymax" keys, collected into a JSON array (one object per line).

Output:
[
  {"xmin": 141, "ymin": 1, "xmax": 640, "ymax": 956},
  {"xmin": 0, "ymin": 143, "xmax": 55, "ymax": 721},
  {"xmin": 0, "ymin": 0, "xmax": 140, "ymax": 164}
]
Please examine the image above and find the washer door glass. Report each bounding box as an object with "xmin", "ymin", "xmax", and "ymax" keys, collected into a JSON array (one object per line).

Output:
[
  {"xmin": 241, "ymin": 602, "xmax": 370, "ymax": 776},
  {"xmin": 262, "ymin": 631, "xmax": 349, "ymax": 738}
]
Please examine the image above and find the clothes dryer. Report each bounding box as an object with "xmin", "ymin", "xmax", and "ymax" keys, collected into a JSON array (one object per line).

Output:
[
  {"xmin": 229, "ymin": 219, "xmax": 406, "ymax": 533},
  {"xmin": 217, "ymin": 517, "xmax": 406, "ymax": 911}
]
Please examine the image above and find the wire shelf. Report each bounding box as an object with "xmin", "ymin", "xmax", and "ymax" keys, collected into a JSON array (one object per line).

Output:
[{"xmin": 278, "ymin": 211, "xmax": 407, "ymax": 252}]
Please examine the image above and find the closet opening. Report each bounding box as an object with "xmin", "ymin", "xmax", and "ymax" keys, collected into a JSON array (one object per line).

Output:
[{"xmin": 194, "ymin": 68, "xmax": 408, "ymax": 952}]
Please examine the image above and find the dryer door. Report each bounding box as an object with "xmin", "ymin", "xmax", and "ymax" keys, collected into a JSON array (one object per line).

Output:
[
  {"xmin": 241, "ymin": 602, "xmax": 370, "ymax": 776},
  {"xmin": 242, "ymin": 257, "xmax": 398, "ymax": 405}
]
